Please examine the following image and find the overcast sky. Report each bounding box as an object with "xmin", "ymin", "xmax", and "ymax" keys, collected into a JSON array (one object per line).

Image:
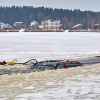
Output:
[{"xmin": 0, "ymin": 0, "xmax": 99, "ymax": 11}]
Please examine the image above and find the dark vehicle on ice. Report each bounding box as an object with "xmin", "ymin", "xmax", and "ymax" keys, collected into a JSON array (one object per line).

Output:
[{"xmin": 31, "ymin": 60, "xmax": 82, "ymax": 71}]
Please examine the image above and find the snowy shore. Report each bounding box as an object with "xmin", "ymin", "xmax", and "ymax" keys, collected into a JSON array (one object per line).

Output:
[{"xmin": 0, "ymin": 63, "xmax": 100, "ymax": 100}]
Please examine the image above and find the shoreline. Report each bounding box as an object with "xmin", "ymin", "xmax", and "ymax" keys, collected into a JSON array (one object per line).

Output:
[
  {"xmin": 0, "ymin": 53, "xmax": 100, "ymax": 99},
  {"xmin": 0, "ymin": 54, "xmax": 100, "ymax": 75},
  {"xmin": 0, "ymin": 63, "xmax": 100, "ymax": 99},
  {"xmin": 0, "ymin": 63, "xmax": 100, "ymax": 87}
]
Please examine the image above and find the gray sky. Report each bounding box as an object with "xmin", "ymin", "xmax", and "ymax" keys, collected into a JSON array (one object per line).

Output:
[{"xmin": 0, "ymin": 0, "xmax": 99, "ymax": 11}]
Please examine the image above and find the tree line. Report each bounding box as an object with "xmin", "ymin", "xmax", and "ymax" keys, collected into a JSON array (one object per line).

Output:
[{"xmin": 0, "ymin": 6, "xmax": 100, "ymax": 29}]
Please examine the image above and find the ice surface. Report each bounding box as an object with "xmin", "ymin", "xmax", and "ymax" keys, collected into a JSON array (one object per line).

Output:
[{"xmin": 0, "ymin": 32, "xmax": 100, "ymax": 61}]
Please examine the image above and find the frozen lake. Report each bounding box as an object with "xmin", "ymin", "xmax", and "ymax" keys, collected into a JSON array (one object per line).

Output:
[
  {"xmin": 0, "ymin": 32, "xmax": 100, "ymax": 60},
  {"xmin": 0, "ymin": 32, "xmax": 100, "ymax": 100}
]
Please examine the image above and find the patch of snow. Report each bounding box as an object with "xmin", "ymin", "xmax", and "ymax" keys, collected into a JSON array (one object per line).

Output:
[{"xmin": 16, "ymin": 75, "xmax": 100, "ymax": 100}]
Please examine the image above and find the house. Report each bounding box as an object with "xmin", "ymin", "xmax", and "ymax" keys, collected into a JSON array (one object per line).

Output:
[
  {"xmin": 0, "ymin": 22, "xmax": 12, "ymax": 29},
  {"xmin": 0, "ymin": 22, "xmax": 13, "ymax": 32},
  {"xmin": 28, "ymin": 21, "xmax": 39, "ymax": 31},
  {"xmin": 30, "ymin": 21, "xmax": 39, "ymax": 27},
  {"xmin": 72, "ymin": 24, "xmax": 83, "ymax": 30},
  {"xmin": 38, "ymin": 19, "xmax": 63, "ymax": 32},
  {"xmin": 94, "ymin": 24, "xmax": 100, "ymax": 29},
  {"xmin": 13, "ymin": 22, "xmax": 26, "ymax": 29},
  {"xmin": 69, "ymin": 24, "xmax": 84, "ymax": 32}
]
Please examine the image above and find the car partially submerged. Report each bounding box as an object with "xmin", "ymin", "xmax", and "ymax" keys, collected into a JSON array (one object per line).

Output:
[{"xmin": 31, "ymin": 60, "xmax": 82, "ymax": 71}]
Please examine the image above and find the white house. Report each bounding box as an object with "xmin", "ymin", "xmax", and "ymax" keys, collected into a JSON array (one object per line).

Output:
[
  {"xmin": 30, "ymin": 21, "xmax": 39, "ymax": 27},
  {"xmin": 39, "ymin": 19, "xmax": 63, "ymax": 32},
  {"xmin": 13, "ymin": 22, "xmax": 26, "ymax": 29},
  {"xmin": 0, "ymin": 22, "xmax": 12, "ymax": 29}
]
